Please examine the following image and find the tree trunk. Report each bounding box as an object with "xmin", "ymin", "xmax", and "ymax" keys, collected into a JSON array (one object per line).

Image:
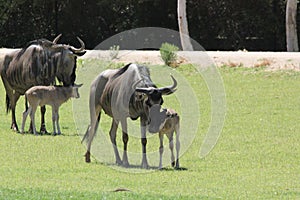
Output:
[
  {"xmin": 286, "ymin": 0, "xmax": 299, "ymax": 52},
  {"xmin": 177, "ymin": 0, "xmax": 193, "ymax": 51}
]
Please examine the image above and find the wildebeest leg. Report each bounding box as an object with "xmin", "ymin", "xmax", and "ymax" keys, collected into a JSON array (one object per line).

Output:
[
  {"xmin": 121, "ymin": 119, "xmax": 129, "ymax": 167},
  {"xmin": 28, "ymin": 121, "xmax": 34, "ymax": 134},
  {"xmin": 11, "ymin": 93, "xmax": 20, "ymax": 132},
  {"xmin": 56, "ymin": 109, "xmax": 61, "ymax": 135},
  {"xmin": 140, "ymin": 119, "xmax": 149, "ymax": 168},
  {"xmin": 52, "ymin": 107, "xmax": 61, "ymax": 135},
  {"xmin": 29, "ymin": 105, "xmax": 38, "ymax": 135},
  {"xmin": 21, "ymin": 106, "xmax": 31, "ymax": 134},
  {"xmin": 175, "ymin": 123, "xmax": 180, "ymax": 169},
  {"xmin": 40, "ymin": 106, "xmax": 47, "ymax": 134},
  {"xmin": 158, "ymin": 132, "xmax": 164, "ymax": 169},
  {"xmin": 110, "ymin": 119, "xmax": 122, "ymax": 165},
  {"xmin": 24, "ymin": 98, "xmax": 33, "ymax": 133},
  {"xmin": 51, "ymin": 107, "xmax": 56, "ymax": 135},
  {"xmin": 166, "ymin": 132, "xmax": 175, "ymax": 167}
]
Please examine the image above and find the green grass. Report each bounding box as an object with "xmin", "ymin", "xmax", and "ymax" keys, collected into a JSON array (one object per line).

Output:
[{"xmin": 0, "ymin": 61, "xmax": 300, "ymax": 199}]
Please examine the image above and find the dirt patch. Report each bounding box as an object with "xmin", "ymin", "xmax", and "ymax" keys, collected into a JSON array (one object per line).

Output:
[{"xmin": 83, "ymin": 50, "xmax": 300, "ymax": 71}]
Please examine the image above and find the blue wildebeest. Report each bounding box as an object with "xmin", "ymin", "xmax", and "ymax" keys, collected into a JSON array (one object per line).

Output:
[
  {"xmin": 82, "ymin": 63, "xmax": 177, "ymax": 168},
  {"xmin": 0, "ymin": 34, "xmax": 86, "ymax": 133}
]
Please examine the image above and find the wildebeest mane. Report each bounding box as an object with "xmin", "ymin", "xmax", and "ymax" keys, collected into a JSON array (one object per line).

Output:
[
  {"xmin": 112, "ymin": 63, "xmax": 132, "ymax": 79},
  {"xmin": 137, "ymin": 65, "xmax": 157, "ymax": 88},
  {"xmin": 16, "ymin": 39, "xmax": 54, "ymax": 60},
  {"xmin": 111, "ymin": 64, "xmax": 155, "ymax": 88}
]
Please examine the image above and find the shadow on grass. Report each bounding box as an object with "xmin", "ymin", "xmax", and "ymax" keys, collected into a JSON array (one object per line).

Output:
[
  {"xmin": 89, "ymin": 158, "xmax": 188, "ymax": 171},
  {"xmin": 18, "ymin": 131, "xmax": 80, "ymax": 137}
]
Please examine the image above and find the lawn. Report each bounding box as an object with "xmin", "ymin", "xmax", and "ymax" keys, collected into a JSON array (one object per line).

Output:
[{"xmin": 0, "ymin": 60, "xmax": 299, "ymax": 199}]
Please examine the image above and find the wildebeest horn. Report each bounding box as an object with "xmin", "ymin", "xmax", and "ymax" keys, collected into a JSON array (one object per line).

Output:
[
  {"xmin": 73, "ymin": 83, "xmax": 83, "ymax": 87},
  {"xmin": 53, "ymin": 34, "xmax": 62, "ymax": 44},
  {"xmin": 70, "ymin": 37, "xmax": 85, "ymax": 53},
  {"xmin": 135, "ymin": 87, "xmax": 155, "ymax": 94},
  {"xmin": 136, "ymin": 75, "xmax": 177, "ymax": 95},
  {"xmin": 158, "ymin": 75, "xmax": 177, "ymax": 95}
]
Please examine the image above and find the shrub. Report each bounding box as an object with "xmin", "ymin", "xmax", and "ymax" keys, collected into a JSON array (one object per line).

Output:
[
  {"xmin": 109, "ymin": 45, "xmax": 120, "ymax": 60},
  {"xmin": 160, "ymin": 43, "xmax": 179, "ymax": 66}
]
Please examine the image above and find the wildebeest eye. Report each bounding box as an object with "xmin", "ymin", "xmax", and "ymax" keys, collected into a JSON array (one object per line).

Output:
[{"xmin": 135, "ymin": 93, "xmax": 145, "ymax": 101}]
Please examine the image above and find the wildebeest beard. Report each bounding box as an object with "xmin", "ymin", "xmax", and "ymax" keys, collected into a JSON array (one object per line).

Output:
[{"xmin": 70, "ymin": 58, "xmax": 77, "ymax": 85}]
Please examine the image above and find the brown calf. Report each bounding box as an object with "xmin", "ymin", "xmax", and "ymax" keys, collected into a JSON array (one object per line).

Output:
[
  {"xmin": 158, "ymin": 108, "xmax": 180, "ymax": 169},
  {"xmin": 21, "ymin": 85, "xmax": 82, "ymax": 135}
]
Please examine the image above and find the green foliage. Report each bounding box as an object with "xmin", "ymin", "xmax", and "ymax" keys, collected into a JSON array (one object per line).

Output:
[
  {"xmin": 160, "ymin": 43, "xmax": 179, "ymax": 66},
  {"xmin": 0, "ymin": 61, "xmax": 300, "ymax": 199},
  {"xmin": 0, "ymin": 0, "xmax": 292, "ymax": 50}
]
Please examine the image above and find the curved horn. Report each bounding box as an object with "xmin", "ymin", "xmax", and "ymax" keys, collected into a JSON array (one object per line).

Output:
[
  {"xmin": 73, "ymin": 83, "xmax": 83, "ymax": 88},
  {"xmin": 135, "ymin": 87, "xmax": 155, "ymax": 94},
  {"xmin": 70, "ymin": 36, "xmax": 85, "ymax": 53},
  {"xmin": 53, "ymin": 34, "xmax": 62, "ymax": 44},
  {"xmin": 159, "ymin": 75, "xmax": 177, "ymax": 95}
]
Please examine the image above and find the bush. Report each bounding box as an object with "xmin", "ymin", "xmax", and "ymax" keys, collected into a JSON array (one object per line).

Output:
[
  {"xmin": 160, "ymin": 43, "xmax": 179, "ymax": 66},
  {"xmin": 109, "ymin": 45, "xmax": 120, "ymax": 60}
]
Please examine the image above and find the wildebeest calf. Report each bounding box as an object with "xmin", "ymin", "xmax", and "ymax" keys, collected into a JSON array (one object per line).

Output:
[
  {"xmin": 21, "ymin": 84, "xmax": 82, "ymax": 135},
  {"xmin": 157, "ymin": 108, "xmax": 180, "ymax": 169}
]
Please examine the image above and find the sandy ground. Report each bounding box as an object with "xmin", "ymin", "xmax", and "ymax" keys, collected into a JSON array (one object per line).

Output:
[
  {"xmin": 83, "ymin": 50, "xmax": 300, "ymax": 71},
  {"xmin": 1, "ymin": 49, "xmax": 300, "ymax": 71}
]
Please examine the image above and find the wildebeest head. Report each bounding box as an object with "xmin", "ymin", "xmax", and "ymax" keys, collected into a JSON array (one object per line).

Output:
[
  {"xmin": 135, "ymin": 75, "xmax": 177, "ymax": 133},
  {"xmin": 51, "ymin": 34, "xmax": 86, "ymax": 86},
  {"xmin": 148, "ymin": 107, "xmax": 178, "ymax": 133},
  {"xmin": 148, "ymin": 105, "xmax": 167, "ymax": 133}
]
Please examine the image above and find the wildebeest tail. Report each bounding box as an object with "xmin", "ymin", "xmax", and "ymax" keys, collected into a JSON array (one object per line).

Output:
[
  {"xmin": 81, "ymin": 125, "xmax": 91, "ymax": 144},
  {"xmin": 6, "ymin": 94, "xmax": 11, "ymax": 113},
  {"xmin": 81, "ymin": 112, "xmax": 101, "ymax": 144}
]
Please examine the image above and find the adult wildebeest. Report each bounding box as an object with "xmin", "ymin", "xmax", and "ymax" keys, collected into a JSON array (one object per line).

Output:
[
  {"xmin": 0, "ymin": 34, "xmax": 86, "ymax": 133},
  {"xmin": 82, "ymin": 63, "xmax": 177, "ymax": 168}
]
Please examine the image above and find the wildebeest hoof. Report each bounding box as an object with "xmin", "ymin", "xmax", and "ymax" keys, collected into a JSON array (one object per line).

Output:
[
  {"xmin": 171, "ymin": 161, "xmax": 175, "ymax": 167},
  {"xmin": 40, "ymin": 125, "xmax": 48, "ymax": 134},
  {"xmin": 11, "ymin": 123, "xmax": 19, "ymax": 132},
  {"xmin": 141, "ymin": 163, "xmax": 149, "ymax": 169},
  {"xmin": 116, "ymin": 160, "xmax": 123, "ymax": 166},
  {"xmin": 40, "ymin": 129, "xmax": 48, "ymax": 135},
  {"xmin": 122, "ymin": 161, "xmax": 130, "ymax": 168},
  {"xmin": 53, "ymin": 132, "xmax": 61, "ymax": 136},
  {"xmin": 85, "ymin": 151, "xmax": 91, "ymax": 163}
]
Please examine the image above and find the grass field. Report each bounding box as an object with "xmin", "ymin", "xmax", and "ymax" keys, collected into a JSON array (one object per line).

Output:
[{"xmin": 0, "ymin": 61, "xmax": 300, "ymax": 199}]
